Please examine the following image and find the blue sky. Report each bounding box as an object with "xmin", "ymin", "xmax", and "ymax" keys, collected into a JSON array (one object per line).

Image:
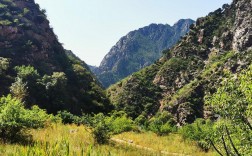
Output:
[{"xmin": 34, "ymin": 0, "xmax": 232, "ymax": 66}]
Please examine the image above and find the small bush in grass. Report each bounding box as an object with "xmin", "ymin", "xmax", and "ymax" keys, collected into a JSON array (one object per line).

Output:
[
  {"xmin": 0, "ymin": 95, "xmax": 49, "ymax": 143},
  {"xmin": 91, "ymin": 111, "xmax": 135, "ymax": 144},
  {"xmin": 148, "ymin": 111, "xmax": 176, "ymax": 136},
  {"xmin": 57, "ymin": 110, "xmax": 80, "ymax": 124},
  {"xmin": 90, "ymin": 113, "xmax": 111, "ymax": 144},
  {"xmin": 105, "ymin": 111, "xmax": 135, "ymax": 134},
  {"xmin": 179, "ymin": 118, "xmax": 214, "ymax": 151},
  {"xmin": 135, "ymin": 114, "xmax": 148, "ymax": 128}
]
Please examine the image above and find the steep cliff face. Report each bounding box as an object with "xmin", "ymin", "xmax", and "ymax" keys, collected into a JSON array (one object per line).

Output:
[
  {"xmin": 107, "ymin": 0, "xmax": 252, "ymax": 123},
  {"xmin": 92, "ymin": 19, "xmax": 194, "ymax": 88},
  {"xmin": 232, "ymin": 0, "xmax": 252, "ymax": 51},
  {"xmin": 0, "ymin": 0, "xmax": 112, "ymax": 114}
]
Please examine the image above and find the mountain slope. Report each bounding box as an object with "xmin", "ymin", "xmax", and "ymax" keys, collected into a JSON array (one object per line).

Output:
[
  {"xmin": 92, "ymin": 19, "xmax": 195, "ymax": 87},
  {"xmin": 107, "ymin": 0, "xmax": 252, "ymax": 123},
  {"xmin": 0, "ymin": 0, "xmax": 112, "ymax": 114}
]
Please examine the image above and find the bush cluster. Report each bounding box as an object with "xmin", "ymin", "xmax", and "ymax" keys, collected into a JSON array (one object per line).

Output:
[
  {"xmin": 179, "ymin": 119, "xmax": 214, "ymax": 151},
  {"xmin": 0, "ymin": 95, "xmax": 50, "ymax": 143}
]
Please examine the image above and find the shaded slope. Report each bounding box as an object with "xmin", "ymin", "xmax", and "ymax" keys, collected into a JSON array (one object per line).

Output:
[{"xmin": 0, "ymin": 0, "xmax": 112, "ymax": 114}]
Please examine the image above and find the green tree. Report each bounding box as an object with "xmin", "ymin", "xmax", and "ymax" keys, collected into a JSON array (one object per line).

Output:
[
  {"xmin": 205, "ymin": 65, "xmax": 252, "ymax": 155},
  {"xmin": 40, "ymin": 72, "xmax": 67, "ymax": 113},
  {"xmin": 10, "ymin": 77, "xmax": 28, "ymax": 101},
  {"xmin": 0, "ymin": 57, "xmax": 9, "ymax": 75},
  {"xmin": 14, "ymin": 65, "xmax": 41, "ymax": 105}
]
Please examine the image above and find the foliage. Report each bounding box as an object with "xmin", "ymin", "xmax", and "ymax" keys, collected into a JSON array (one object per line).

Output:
[
  {"xmin": 179, "ymin": 119, "xmax": 214, "ymax": 151},
  {"xmin": 105, "ymin": 111, "xmax": 135, "ymax": 134},
  {"xmin": 10, "ymin": 77, "xmax": 28, "ymax": 101},
  {"xmin": 134, "ymin": 114, "xmax": 148, "ymax": 128},
  {"xmin": 205, "ymin": 65, "xmax": 252, "ymax": 155},
  {"xmin": 0, "ymin": 95, "xmax": 49, "ymax": 143},
  {"xmin": 92, "ymin": 121, "xmax": 110, "ymax": 144},
  {"xmin": 0, "ymin": 19, "xmax": 12, "ymax": 25},
  {"xmin": 148, "ymin": 111, "xmax": 176, "ymax": 136},
  {"xmin": 56, "ymin": 111, "xmax": 79, "ymax": 125},
  {"xmin": 14, "ymin": 65, "xmax": 40, "ymax": 80},
  {"xmin": 0, "ymin": 57, "xmax": 9, "ymax": 74},
  {"xmin": 41, "ymin": 72, "xmax": 67, "ymax": 90}
]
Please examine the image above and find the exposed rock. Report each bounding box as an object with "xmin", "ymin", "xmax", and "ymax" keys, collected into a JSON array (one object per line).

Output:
[
  {"xmin": 92, "ymin": 19, "xmax": 195, "ymax": 88},
  {"xmin": 232, "ymin": 0, "xmax": 252, "ymax": 51},
  {"xmin": 198, "ymin": 29, "xmax": 204, "ymax": 43},
  {"xmin": 176, "ymin": 102, "xmax": 195, "ymax": 125},
  {"xmin": 107, "ymin": 0, "xmax": 252, "ymax": 124}
]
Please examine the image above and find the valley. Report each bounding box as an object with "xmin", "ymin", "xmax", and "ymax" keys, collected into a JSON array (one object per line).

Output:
[{"xmin": 0, "ymin": 0, "xmax": 251, "ymax": 155}]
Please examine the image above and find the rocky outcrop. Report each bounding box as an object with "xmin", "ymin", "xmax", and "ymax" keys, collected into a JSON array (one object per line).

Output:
[
  {"xmin": 92, "ymin": 19, "xmax": 195, "ymax": 88},
  {"xmin": 232, "ymin": 0, "xmax": 252, "ymax": 51}
]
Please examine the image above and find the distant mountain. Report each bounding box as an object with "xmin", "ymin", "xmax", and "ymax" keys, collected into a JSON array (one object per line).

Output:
[
  {"xmin": 0, "ymin": 0, "xmax": 112, "ymax": 114},
  {"xmin": 91, "ymin": 19, "xmax": 195, "ymax": 87}
]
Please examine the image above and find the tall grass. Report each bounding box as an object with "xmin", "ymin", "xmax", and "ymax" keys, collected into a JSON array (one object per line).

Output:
[
  {"xmin": 0, "ymin": 124, "xmax": 155, "ymax": 156},
  {"xmin": 0, "ymin": 123, "xmax": 217, "ymax": 155},
  {"xmin": 114, "ymin": 131, "xmax": 217, "ymax": 156}
]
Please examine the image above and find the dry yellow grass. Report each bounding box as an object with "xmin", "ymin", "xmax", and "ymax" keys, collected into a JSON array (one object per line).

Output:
[
  {"xmin": 0, "ymin": 124, "xmax": 217, "ymax": 156},
  {"xmin": 114, "ymin": 131, "xmax": 217, "ymax": 156},
  {"xmin": 0, "ymin": 124, "xmax": 156, "ymax": 156}
]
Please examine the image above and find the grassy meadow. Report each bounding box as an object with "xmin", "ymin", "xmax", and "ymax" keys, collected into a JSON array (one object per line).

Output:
[{"xmin": 0, "ymin": 123, "xmax": 217, "ymax": 156}]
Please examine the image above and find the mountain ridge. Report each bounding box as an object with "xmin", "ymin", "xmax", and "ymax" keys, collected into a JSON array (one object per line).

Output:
[
  {"xmin": 91, "ymin": 19, "xmax": 195, "ymax": 87},
  {"xmin": 107, "ymin": 0, "xmax": 252, "ymax": 124}
]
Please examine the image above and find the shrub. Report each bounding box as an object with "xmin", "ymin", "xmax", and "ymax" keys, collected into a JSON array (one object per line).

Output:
[
  {"xmin": 92, "ymin": 121, "xmax": 110, "ymax": 144},
  {"xmin": 179, "ymin": 118, "xmax": 214, "ymax": 151},
  {"xmin": 90, "ymin": 113, "xmax": 109, "ymax": 142},
  {"xmin": 0, "ymin": 95, "xmax": 49, "ymax": 143},
  {"xmin": 105, "ymin": 111, "xmax": 134, "ymax": 134},
  {"xmin": 57, "ymin": 111, "xmax": 80, "ymax": 124},
  {"xmin": 0, "ymin": 57, "xmax": 9, "ymax": 74},
  {"xmin": 148, "ymin": 111, "xmax": 176, "ymax": 136},
  {"xmin": 134, "ymin": 114, "xmax": 148, "ymax": 128}
]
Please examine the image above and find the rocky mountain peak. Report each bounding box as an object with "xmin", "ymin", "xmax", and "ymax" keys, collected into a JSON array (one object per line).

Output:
[{"xmin": 92, "ymin": 19, "xmax": 195, "ymax": 87}]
